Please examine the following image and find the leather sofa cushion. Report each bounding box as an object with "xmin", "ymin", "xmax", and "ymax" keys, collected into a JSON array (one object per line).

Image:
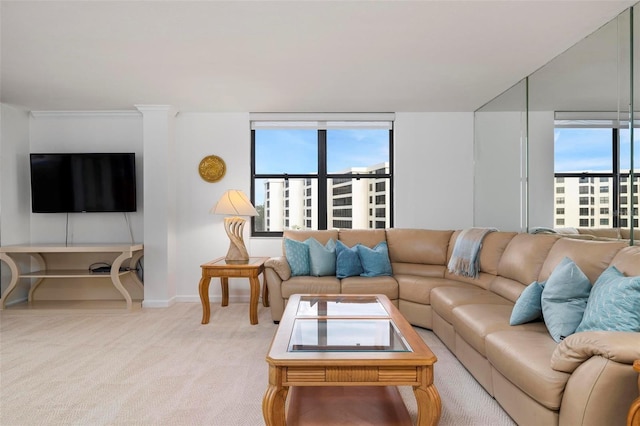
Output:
[
  {"xmin": 538, "ymin": 238, "xmax": 627, "ymax": 284},
  {"xmin": 386, "ymin": 228, "xmax": 453, "ymax": 265},
  {"xmin": 497, "ymin": 233, "xmax": 559, "ymax": 285},
  {"xmin": 338, "ymin": 229, "xmax": 386, "ymax": 248},
  {"xmin": 391, "ymin": 263, "xmax": 446, "ymax": 278},
  {"xmin": 441, "ymin": 270, "xmax": 496, "ymax": 290},
  {"xmin": 452, "ymin": 304, "xmax": 547, "ymax": 356},
  {"xmin": 486, "ymin": 330, "xmax": 570, "ymax": 411},
  {"xmin": 396, "ymin": 276, "xmax": 467, "ymax": 305},
  {"xmin": 340, "ymin": 276, "xmax": 398, "ymax": 300},
  {"xmin": 489, "ymin": 276, "xmax": 526, "ymax": 303},
  {"xmin": 430, "ymin": 286, "xmax": 511, "ymax": 325},
  {"xmin": 281, "ymin": 276, "xmax": 341, "ymax": 298},
  {"xmin": 610, "ymin": 245, "xmax": 640, "ymax": 276}
]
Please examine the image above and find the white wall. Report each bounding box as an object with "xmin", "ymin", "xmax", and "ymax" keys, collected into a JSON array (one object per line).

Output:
[
  {"xmin": 394, "ymin": 112, "xmax": 474, "ymax": 229},
  {"xmin": 28, "ymin": 112, "xmax": 144, "ymax": 244},
  {"xmin": 174, "ymin": 112, "xmax": 259, "ymax": 302},
  {"xmin": 1, "ymin": 104, "xmax": 31, "ymax": 302}
]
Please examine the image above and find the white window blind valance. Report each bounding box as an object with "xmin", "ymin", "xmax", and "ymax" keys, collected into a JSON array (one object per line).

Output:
[
  {"xmin": 250, "ymin": 113, "xmax": 394, "ymax": 130},
  {"xmin": 554, "ymin": 111, "xmax": 640, "ymax": 128}
]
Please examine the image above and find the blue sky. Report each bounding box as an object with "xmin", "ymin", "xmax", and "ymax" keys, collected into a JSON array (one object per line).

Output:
[{"xmin": 555, "ymin": 128, "xmax": 639, "ymax": 172}]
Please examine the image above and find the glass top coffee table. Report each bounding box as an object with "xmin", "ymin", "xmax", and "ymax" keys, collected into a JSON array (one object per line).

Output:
[{"xmin": 262, "ymin": 294, "xmax": 441, "ymax": 425}]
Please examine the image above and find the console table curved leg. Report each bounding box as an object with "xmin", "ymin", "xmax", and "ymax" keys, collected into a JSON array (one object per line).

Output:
[
  {"xmin": 262, "ymin": 366, "xmax": 288, "ymax": 426},
  {"xmin": 249, "ymin": 274, "xmax": 260, "ymax": 325},
  {"xmin": 199, "ymin": 276, "xmax": 212, "ymax": 324},
  {"xmin": 0, "ymin": 253, "xmax": 20, "ymax": 309},
  {"xmin": 413, "ymin": 367, "xmax": 442, "ymax": 426},
  {"xmin": 27, "ymin": 253, "xmax": 46, "ymax": 303},
  {"xmin": 128, "ymin": 251, "xmax": 144, "ymax": 291},
  {"xmin": 110, "ymin": 251, "xmax": 134, "ymax": 310}
]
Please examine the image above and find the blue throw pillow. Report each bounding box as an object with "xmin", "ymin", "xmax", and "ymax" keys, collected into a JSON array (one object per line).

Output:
[
  {"xmin": 305, "ymin": 238, "xmax": 336, "ymax": 277},
  {"xmin": 576, "ymin": 266, "xmax": 640, "ymax": 333},
  {"xmin": 356, "ymin": 241, "xmax": 393, "ymax": 277},
  {"xmin": 336, "ymin": 240, "xmax": 363, "ymax": 278},
  {"xmin": 510, "ymin": 281, "xmax": 545, "ymax": 325},
  {"xmin": 284, "ymin": 238, "xmax": 310, "ymax": 276},
  {"xmin": 541, "ymin": 257, "xmax": 591, "ymax": 343}
]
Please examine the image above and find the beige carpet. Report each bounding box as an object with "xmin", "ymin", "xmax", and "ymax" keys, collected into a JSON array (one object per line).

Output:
[{"xmin": 0, "ymin": 303, "xmax": 515, "ymax": 425}]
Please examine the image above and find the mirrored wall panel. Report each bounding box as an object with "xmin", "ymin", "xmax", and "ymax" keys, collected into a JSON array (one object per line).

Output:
[{"xmin": 475, "ymin": 5, "xmax": 638, "ymax": 245}]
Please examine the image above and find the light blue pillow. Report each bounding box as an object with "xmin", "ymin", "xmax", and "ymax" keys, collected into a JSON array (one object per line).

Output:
[
  {"xmin": 576, "ymin": 266, "xmax": 640, "ymax": 333},
  {"xmin": 510, "ymin": 281, "xmax": 545, "ymax": 325},
  {"xmin": 336, "ymin": 240, "xmax": 363, "ymax": 278},
  {"xmin": 284, "ymin": 238, "xmax": 310, "ymax": 276},
  {"xmin": 356, "ymin": 241, "xmax": 393, "ymax": 277},
  {"xmin": 305, "ymin": 238, "xmax": 336, "ymax": 277},
  {"xmin": 541, "ymin": 257, "xmax": 591, "ymax": 343}
]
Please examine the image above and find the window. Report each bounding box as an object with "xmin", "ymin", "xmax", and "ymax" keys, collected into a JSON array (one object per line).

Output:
[
  {"xmin": 579, "ymin": 208, "xmax": 589, "ymax": 216},
  {"xmin": 556, "ymin": 208, "xmax": 565, "ymax": 215},
  {"xmin": 556, "ymin": 197, "xmax": 565, "ymax": 205},
  {"xmin": 555, "ymin": 126, "xmax": 638, "ymax": 229},
  {"xmin": 251, "ymin": 115, "xmax": 394, "ymax": 235},
  {"xmin": 556, "ymin": 187, "xmax": 565, "ymax": 194}
]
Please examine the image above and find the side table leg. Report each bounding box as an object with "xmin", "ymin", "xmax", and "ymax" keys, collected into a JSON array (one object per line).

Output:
[
  {"xmin": 249, "ymin": 274, "xmax": 260, "ymax": 325},
  {"xmin": 262, "ymin": 366, "xmax": 288, "ymax": 426},
  {"xmin": 220, "ymin": 277, "xmax": 229, "ymax": 307},
  {"xmin": 413, "ymin": 366, "xmax": 442, "ymax": 426},
  {"xmin": 199, "ymin": 276, "xmax": 212, "ymax": 324},
  {"xmin": 262, "ymin": 273, "xmax": 270, "ymax": 307}
]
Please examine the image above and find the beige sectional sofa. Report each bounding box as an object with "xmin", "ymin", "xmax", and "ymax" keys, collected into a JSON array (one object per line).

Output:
[{"xmin": 264, "ymin": 228, "xmax": 640, "ymax": 426}]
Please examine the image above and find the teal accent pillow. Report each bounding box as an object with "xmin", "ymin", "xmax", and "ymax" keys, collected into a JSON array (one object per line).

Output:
[
  {"xmin": 336, "ymin": 240, "xmax": 363, "ymax": 278},
  {"xmin": 357, "ymin": 241, "xmax": 393, "ymax": 277},
  {"xmin": 576, "ymin": 266, "xmax": 640, "ymax": 333},
  {"xmin": 541, "ymin": 257, "xmax": 591, "ymax": 342},
  {"xmin": 284, "ymin": 238, "xmax": 310, "ymax": 276},
  {"xmin": 510, "ymin": 281, "xmax": 545, "ymax": 325},
  {"xmin": 305, "ymin": 238, "xmax": 336, "ymax": 277}
]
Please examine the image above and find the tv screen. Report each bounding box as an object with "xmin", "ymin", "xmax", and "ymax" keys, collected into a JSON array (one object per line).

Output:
[{"xmin": 30, "ymin": 153, "xmax": 137, "ymax": 213}]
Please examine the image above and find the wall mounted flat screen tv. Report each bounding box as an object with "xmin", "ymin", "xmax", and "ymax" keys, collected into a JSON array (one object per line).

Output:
[{"xmin": 30, "ymin": 153, "xmax": 137, "ymax": 213}]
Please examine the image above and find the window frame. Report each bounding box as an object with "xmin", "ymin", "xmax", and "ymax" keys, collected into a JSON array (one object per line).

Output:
[{"xmin": 250, "ymin": 126, "xmax": 394, "ymax": 237}]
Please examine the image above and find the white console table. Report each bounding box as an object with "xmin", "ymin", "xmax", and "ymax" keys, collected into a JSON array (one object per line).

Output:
[{"xmin": 0, "ymin": 243, "xmax": 144, "ymax": 310}]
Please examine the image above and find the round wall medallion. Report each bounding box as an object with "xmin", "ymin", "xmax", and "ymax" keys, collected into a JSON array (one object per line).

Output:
[{"xmin": 198, "ymin": 155, "xmax": 226, "ymax": 183}]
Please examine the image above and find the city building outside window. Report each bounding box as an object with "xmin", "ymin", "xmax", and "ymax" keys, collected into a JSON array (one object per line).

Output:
[{"xmin": 251, "ymin": 114, "xmax": 394, "ymax": 236}]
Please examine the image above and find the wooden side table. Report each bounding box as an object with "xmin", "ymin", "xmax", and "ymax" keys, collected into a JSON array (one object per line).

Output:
[
  {"xmin": 199, "ymin": 256, "xmax": 269, "ymax": 325},
  {"xmin": 629, "ymin": 360, "xmax": 640, "ymax": 426}
]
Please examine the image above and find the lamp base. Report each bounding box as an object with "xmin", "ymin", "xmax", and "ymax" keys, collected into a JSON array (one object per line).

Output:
[{"xmin": 223, "ymin": 216, "xmax": 250, "ymax": 263}]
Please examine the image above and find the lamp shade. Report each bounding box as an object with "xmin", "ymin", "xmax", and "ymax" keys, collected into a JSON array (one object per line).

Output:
[{"xmin": 212, "ymin": 190, "xmax": 258, "ymax": 216}]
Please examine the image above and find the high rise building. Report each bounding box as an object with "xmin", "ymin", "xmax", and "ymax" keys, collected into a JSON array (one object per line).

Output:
[{"xmin": 262, "ymin": 162, "xmax": 390, "ymax": 231}]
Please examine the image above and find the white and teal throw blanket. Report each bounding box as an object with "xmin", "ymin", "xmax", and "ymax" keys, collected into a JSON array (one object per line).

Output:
[{"xmin": 447, "ymin": 227, "xmax": 497, "ymax": 278}]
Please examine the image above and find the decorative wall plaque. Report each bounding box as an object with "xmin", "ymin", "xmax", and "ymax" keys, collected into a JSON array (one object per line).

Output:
[{"xmin": 198, "ymin": 155, "xmax": 226, "ymax": 183}]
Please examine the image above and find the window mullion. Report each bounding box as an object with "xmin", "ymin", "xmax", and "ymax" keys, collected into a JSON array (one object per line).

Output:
[
  {"xmin": 613, "ymin": 128, "xmax": 620, "ymax": 227},
  {"xmin": 318, "ymin": 130, "xmax": 328, "ymax": 230}
]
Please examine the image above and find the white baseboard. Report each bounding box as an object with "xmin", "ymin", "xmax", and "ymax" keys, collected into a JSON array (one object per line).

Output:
[{"xmin": 142, "ymin": 297, "xmax": 176, "ymax": 308}]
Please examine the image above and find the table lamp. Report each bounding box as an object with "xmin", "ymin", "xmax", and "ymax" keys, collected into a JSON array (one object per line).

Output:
[{"xmin": 212, "ymin": 189, "xmax": 258, "ymax": 263}]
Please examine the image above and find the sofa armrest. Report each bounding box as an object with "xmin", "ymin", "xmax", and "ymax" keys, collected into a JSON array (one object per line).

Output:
[
  {"xmin": 551, "ymin": 331, "xmax": 640, "ymax": 373},
  {"xmin": 265, "ymin": 256, "xmax": 291, "ymax": 281}
]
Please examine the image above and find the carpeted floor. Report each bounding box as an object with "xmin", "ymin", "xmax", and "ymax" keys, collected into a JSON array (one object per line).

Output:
[{"xmin": 0, "ymin": 302, "xmax": 516, "ymax": 425}]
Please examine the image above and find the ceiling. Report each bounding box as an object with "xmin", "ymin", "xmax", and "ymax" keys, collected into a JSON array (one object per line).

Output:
[{"xmin": 1, "ymin": 1, "xmax": 637, "ymax": 113}]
